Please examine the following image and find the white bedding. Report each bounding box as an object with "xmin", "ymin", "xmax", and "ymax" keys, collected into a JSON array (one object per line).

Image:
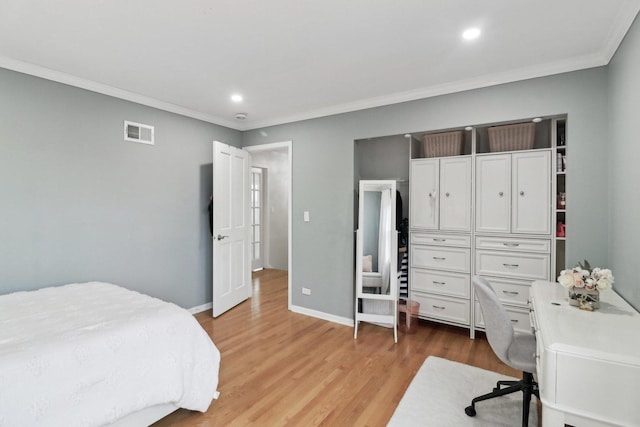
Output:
[{"xmin": 0, "ymin": 282, "xmax": 220, "ymax": 427}]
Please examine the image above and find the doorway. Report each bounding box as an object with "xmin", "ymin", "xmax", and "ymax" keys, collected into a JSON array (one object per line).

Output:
[{"xmin": 244, "ymin": 141, "xmax": 292, "ymax": 309}]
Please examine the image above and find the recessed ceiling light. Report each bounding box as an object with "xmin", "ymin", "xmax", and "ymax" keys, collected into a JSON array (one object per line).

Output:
[
  {"xmin": 231, "ymin": 94, "xmax": 243, "ymax": 103},
  {"xmin": 462, "ymin": 28, "xmax": 481, "ymax": 40},
  {"xmin": 532, "ymin": 117, "xmax": 543, "ymax": 123}
]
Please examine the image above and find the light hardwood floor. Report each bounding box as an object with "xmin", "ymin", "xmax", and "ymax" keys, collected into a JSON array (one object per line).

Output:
[{"xmin": 154, "ymin": 269, "xmax": 520, "ymax": 426}]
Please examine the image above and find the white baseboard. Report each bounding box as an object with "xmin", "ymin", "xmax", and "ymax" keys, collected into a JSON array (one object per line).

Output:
[
  {"xmin": 188, "ymin": 301, "xmax": 353, "ymax": 328},
  {"xmin": 188, "ymin": 302, "xmax": 212, "ymax": 314},
  {"xmin": 290, "ymin": 304, "xmax": 354, "ymax": 327}
]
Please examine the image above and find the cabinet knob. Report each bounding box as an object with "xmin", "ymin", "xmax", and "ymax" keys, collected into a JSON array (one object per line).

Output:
[
  {"xmin": 520, "ymin": 191, "xmax": 525, "ymax": 196},
  {"xmin": 498, "ymin": 192, "xmax": 504, "ymax": 197},
  {"xmin": 445, "ymin": 192, "xmax": 450, "ymax": 197}
]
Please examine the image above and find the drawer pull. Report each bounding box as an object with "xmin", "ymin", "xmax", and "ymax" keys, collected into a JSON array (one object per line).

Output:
[
  {"xmin": 433, "ymin": 238, "xmax": 447, "ymax": 242},
  {"xmin": 502, "ymin": 290, "xmax": 520, "ymax": 296},
  {"xmin": 433, "ymin": 281, "xmax": 446, "ymax": 286},
  {"xmin": 503, "ymin": 243, "xmax": 520, "ymax": 247},
  {"xmin": 432, "ymin": 305, "xmax": 446, "ymax": 310},
  {"xmin": 503, "ymin": 263, "xmax": 519, "ymax": 268},
  {"xmin": 433, "ymin": 257, "xmax": 446, "ymax": 261},
  {"xmin": 511, "ymin": 319, "xmax": 519, "ymax": 323}
]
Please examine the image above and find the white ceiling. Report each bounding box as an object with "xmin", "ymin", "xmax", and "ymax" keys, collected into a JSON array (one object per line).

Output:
[{"xmin": 1, "ymin": 0, "xmax": 639, "ymax": 131}]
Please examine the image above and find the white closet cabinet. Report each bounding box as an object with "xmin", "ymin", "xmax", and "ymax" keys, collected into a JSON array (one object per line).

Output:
[
  {"xmin": 410, "ymin": 157, "xmax": 471, "ymax": 232},
  {"xmin": 476, "ymin": 150, "xmax": 551, "ymax": 235},
  {"xmin": 410, "ymin": 159, "xmax": 439, "ymax": 230}
]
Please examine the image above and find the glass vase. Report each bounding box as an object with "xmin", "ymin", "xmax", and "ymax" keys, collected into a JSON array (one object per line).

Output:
[{"xmin": 568, "ymin": 288, "xmax": 600, "ymax": 310}]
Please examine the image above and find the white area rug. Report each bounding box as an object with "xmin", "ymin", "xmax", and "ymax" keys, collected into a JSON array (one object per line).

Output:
[{"xmin": 388, "ymin": 357, "xmax": 538, "ymax": 427}]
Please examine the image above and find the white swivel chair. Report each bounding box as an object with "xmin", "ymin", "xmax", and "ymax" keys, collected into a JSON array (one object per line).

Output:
[{"xmin": 465, "ymin": 276, "xmax": 539, "ymax": 427}]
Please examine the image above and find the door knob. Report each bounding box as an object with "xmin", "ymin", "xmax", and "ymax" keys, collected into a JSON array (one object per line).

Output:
[{"xmin": 216, "ymin": 234, "xmax": 228, "ymax": 241}]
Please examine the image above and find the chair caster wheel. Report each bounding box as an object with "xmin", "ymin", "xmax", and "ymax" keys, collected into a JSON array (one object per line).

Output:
[{"xmin": 465, "ymin": 406, "xmax": 476, "ymax": 417}]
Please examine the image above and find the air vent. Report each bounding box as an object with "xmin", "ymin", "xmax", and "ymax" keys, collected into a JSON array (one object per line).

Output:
[{"xmin": 124, "ymin": 121, "xmax": 154, "ymax": 145}]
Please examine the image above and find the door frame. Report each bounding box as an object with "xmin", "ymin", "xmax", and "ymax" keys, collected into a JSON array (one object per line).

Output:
[{"xmin": 244, "ymin": 141, "xmax": 293, "ymax": 310}]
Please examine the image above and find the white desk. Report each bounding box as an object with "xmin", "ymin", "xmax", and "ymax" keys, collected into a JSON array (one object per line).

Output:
[{"xmin": 529, "ymin": 281, "xmax": 640, "ymax": 427}]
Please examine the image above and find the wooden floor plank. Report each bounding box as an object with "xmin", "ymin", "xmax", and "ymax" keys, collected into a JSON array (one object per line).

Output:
[{"xmin": 153, "ymin": 269, "xmax": 520, "ymax": 426}]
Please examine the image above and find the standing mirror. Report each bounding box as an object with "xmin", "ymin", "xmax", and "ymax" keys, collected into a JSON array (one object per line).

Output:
[{"xmin": 354, "ymin": 180, "xmax": 398, "ymax": 342}]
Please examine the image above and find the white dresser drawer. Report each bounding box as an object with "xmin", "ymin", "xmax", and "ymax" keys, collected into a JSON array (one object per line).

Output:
[
  {"xmin": 475, "ymin": 250, "xmax": 549, "ymax": 280},
  {"xmin": 413, "ymin": 293, "xmax": 470, "ymax": 325},
  {"xmin": 475, "ymin": 302, "xmax": 532, "ymax": 334},
  {"xmin": 411, "ymin": 232, "xmax": 471, "ymax": 248},
  {"xmin": 411, "ymin": 268, "xmax": 470, "ymax": 298},
  {"xmin": 412, "ymin": 246, "xmax": 470, "ymax": 273},
  {"xmin": 475, "ymin": 276, "xmax": 532, "ymax": 307},
  {"xmin": 475, "ymin": 236, "xmax": 550, "ymax": 253}
]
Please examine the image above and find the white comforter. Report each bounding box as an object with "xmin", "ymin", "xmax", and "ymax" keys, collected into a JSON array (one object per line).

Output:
[{"xmin": 0, "ymin": 282, "xmax": 220, "ymax": 427}]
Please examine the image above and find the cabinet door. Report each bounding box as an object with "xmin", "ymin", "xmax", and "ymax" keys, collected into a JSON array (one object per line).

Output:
[
  {"xmin": 512, "ymin": 151, "xmax": 551, "ymax": 234},
  {"xmin": 440, "ymin": 157, "xmax": 472, "ymax": 231},
  {"xmin": 476, "ymin": 154, "xmax": 511, "ymax": 233},
  {"xmin": 410, "ymin": 159, "xmax": 439, "ymax": 230}
]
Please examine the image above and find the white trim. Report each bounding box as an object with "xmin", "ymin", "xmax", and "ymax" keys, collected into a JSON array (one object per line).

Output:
[
  {"xmin": 187, "ymin": 302, "xmax": 212, "ymax": 314},
  {"xmin": 0, "ymin": 56, "xmax": 240, "ymax": 130},
  {"xmin": 241, "ymin": 53, "xmax": 608, "ymax": 130},
  {"xmin": 290, "ymin": 304, "xmax": 354, "ymax": 327},
  {"xmin": 244, "ymin": 141, "xmax": 293, "ymax": 310},
  {"xmin": 4, "ymin": 18, "xmax": 635, "ymax": 135},
  {"xmin": 601, "ymin": 2, "xmax": 640, "ymax": 63}
]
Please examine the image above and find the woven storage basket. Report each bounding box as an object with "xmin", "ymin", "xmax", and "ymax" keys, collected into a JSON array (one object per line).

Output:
[
  {"xmin": 422, "ymin": 131, "xmax": 463, "ymax": 158},
  {"xmin": 488, "ymin": 122, "xmax": 535, "ymax": 152}
]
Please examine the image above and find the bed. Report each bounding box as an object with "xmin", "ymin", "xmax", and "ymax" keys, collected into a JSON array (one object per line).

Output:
[{"xmin": 0, "ymin": 282, "xmax": 220, "ymax": 426}]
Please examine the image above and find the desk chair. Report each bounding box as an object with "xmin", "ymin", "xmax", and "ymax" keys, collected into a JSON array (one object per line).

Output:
[{"xmin": 466, "ymin": 276, "xmax": 539, "ymax": 427}]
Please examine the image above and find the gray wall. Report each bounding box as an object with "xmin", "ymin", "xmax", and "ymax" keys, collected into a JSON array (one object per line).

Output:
[
  {"xmin": 7, "ymin": 34, "xmax": 638, "ymax": 318},
  {"xmin": 0, "ymin": 67, "xmax": 241, "ymax": 308},
  {"xmin": 243, "ymin": 67, "xmax": 610, "ymax": 320},
  {"xmin": 251, "ymin": 150, "xmax": 289, "ymax": 270},
  {"xmin": 355, "ymin": 135, "xmax": 410, "ymax": 221},
  {"xmin": 608, "ymin": 15, "xmax": 640, "ymax": 309}
]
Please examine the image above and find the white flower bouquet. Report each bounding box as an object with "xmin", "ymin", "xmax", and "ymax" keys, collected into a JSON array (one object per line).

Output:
[{"xmin": 557, "ymin": 260, "xmax": 614, "ymax": 310}]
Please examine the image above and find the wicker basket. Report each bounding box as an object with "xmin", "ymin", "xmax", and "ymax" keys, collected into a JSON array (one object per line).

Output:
[
  {"xmin": 488, "ymin": 122, "xmax": 535, "ymax": 152},
  {"xmin": 422, "ymin": 131, "xmax": 464, "ymax": 158}
]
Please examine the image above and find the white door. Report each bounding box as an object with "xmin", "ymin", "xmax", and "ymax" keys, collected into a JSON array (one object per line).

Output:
[
  {"xmin": 440, "ymin": 156, "xmax": 472, "ymax": 232},
  {"xmin": 476, "ymin": 154, "xmax": 511, "ymax": 233},
  {"xmin": 250, "ymin": 167, "xmax": 264, "ymax": 271},
  {"xmin": 212, "ymin": 141, "xmax": 251, "ymax": 317},
  {"xmin": 512, "ymin": 150, "xmax": 551, "ymax": 234},
  {"xmin": 410, "ymin": 158, "xmax": 439, "ymax": 230}
]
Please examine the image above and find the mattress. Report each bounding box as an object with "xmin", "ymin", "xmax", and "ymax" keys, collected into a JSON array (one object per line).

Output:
[{"xmin": 0, "ymin": 282, "xmax": 220, "ymax": 427}]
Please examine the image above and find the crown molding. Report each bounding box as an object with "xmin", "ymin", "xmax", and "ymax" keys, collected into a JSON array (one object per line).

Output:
[
  {"xmin": 0, "ymin": 56, "xmax": 242, "ymax": 130},
  {"xmin": 601, "ymin": 2, "xmax": 640, "ymax": 63},
  {"xmin": 2, "ymin": 23, "xmax": 633, "ymax": 135},
  {"xmin": 240, "ymin": 52, "xmax": 609, "ymax": 131}
]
